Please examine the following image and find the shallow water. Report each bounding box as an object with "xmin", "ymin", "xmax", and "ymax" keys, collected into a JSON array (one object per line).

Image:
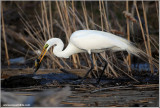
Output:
[
  {"xmin": 1, "ymin": 84, "xmax": 159, "ymax": 107},
  {"xmin": 131, "ymin": 63, "xmax": 158, "ymax": 72}
]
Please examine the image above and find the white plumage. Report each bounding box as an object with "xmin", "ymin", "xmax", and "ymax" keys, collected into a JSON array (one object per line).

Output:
[
  {"xmin": 46, "ymin": 30, "xmax": 140, "ymax": 58},
  {"xmin": 34, "ymin": 30, "xmax": 143, "ymax": 82}
]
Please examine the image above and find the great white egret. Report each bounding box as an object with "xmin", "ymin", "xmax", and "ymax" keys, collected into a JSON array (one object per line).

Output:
[{"xmin": 34, "ymin": 30, "xmax": 141, "ymax": 83}]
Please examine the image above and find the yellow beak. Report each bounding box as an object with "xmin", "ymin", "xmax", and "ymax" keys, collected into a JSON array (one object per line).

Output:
[
  {"xmin": 34, "ymin": 44, "xmax": 49, "ymax": 73},
  {"xmin": 38, "ymin": 48, "xmax": 47, "ymax": 64}
]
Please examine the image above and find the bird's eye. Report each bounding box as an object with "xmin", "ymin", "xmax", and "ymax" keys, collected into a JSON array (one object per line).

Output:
[{"xmin": 54, "ymin": 44, "xmax": 57, "ymax": 46}]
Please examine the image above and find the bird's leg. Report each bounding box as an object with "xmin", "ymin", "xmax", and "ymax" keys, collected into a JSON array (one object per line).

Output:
[
  {"xmin": 97, "ymin": 53, "xmax": 108, "ymax": 84},
  {"xmin": 80, "ymin": 54, "xmax": 94, "ymax": 83}
]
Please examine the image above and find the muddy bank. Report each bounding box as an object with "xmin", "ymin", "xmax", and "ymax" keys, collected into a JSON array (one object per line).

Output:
[{"xmin": 1, "ymin": 68, "xmax": 159, "ymax": 88}]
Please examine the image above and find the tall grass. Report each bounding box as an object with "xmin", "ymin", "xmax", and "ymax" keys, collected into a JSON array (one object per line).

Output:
[{"xmin": 17, "ymin": 1, "xmax": 159, "ymax": 78}]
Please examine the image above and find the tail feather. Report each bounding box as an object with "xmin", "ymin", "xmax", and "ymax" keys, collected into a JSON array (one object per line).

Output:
[
  {"xmin": 124, "ymin": 41, "xmax": 147, "ymax": 59},
  {"xmin": 126, "ymin": 43, "xmax": 142, "ymax": 57},
  {"xmin": 123, "ymin": 41, "xmax": 158, "ymax": 67},
  {"xmin": 111, "ymin": 37, "xmax": 142, "ymax": 57},
  {"xmin": 112, "ymin": 38, "xmax": 149, "ymax": 61},
  {"xmin": 107, "ymin": 34, "xmax": 158, "ymax": 69}
]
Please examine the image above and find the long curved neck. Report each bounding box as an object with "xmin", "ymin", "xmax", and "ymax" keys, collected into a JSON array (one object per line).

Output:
[{"xmin": 46, "ymin": 38, "xmax": 83, "ymax": 58}]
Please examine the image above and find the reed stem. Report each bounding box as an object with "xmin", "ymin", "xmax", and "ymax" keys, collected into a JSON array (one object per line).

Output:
[
  {"xmin": 126, "ymin": 0, "xmax": 131, "ymax": 68},
  {"xmin": 1, "ymin": 6, "xmax": 10, "ymax": 66},
  {"xmin": 142, "ymin": 1, "xmax": 154, "ymax": 73}
]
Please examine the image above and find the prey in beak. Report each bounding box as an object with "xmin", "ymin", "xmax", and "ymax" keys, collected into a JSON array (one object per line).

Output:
[{"xmin": 34, "ymin": 44, "xmax": 49, "ymax": 74}]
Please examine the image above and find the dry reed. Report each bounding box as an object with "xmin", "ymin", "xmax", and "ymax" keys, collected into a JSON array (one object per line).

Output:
[
  {"xmin": 12, "ymin": 1, "xmax": 159, "ymax": 78},
  {"xmin": 1, "ymin": 5, "xmax": 10, "ymax": 66},
  {"xmin": 134, "ymin": 1, "xmax": 154, "ymax": 73},
  {"xmin": 142, "ymin": 1, "xmax": 154, "ymax": 73},
  {"xmin": 126, "ymin": 0, "xmax": 131, "ymax": 69}
]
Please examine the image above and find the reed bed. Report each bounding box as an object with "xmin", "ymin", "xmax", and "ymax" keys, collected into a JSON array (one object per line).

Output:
[{"xmin": 1, "ymin": 1, "xmax": 159, "ymax": 78}]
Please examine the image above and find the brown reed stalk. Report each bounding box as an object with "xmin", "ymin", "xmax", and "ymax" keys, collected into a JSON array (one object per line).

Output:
[
  {"xmin": 18, "ymin": 6, "xmax": 44, "ymax": 47},
  {"xmin": 64, "ymin": 1, "xmax": 79, "ymax": 68},
  {"xmin": 49, "ymin": 1, "xmax": 54, "ymax": 38},
  {"xmin": 67, "ymin": 6, "xmax": 86, "ymax": 29},
  {"xmin": 102, "ymin": 1, "xmax": 110, "ymax": 31},
  {"xmin": 41, "ymin": 3, "xmax": 47, "ymax": 41},
  {"xmin": 81, "ymin": 1, "xmax": 89, "ymax": 29},
  {"xmin": 149, "ymin": 36, "xmax": 159, "ymax": 52},
  {"xmin": 71, "ymin": 1, "xmax": 77, "ymax": 30},
  {"xmin": 134, "ymin": 1, "xmax": 148, "ymax": 53},
  {"xmin": 134, "ymin": 1, "xmax": 153, "ymax": 73},
  {"xmin": 56, "ymin": 1, "xmax": 67, "ymax": 37},
  {"xmin": 42, "ymin": 1, "xmax": 51, "ymax": 39},
  {"xmin": 63, "ymin": 1, "xmax": 72, "ymax": 36},
  {"xmin": 126, "ymin": 0, "xmax": 131, "ymax": 69},
  {"xmin": 56, "ymin": 1, "xmax": 79, "ymax": 68},
  {"xmin": 22, "ymin": 25, "xmax": 64, "ymax": 69},
  {"xmin": 1, "ymin": 6, "xmax": 10, "ymax": 66},
  {"xmin": 71, "ymin": 1, "xmax": 81, "ymax": 68},
  {"xmin": 43, "ymin": 1, "xmax": 71, "ymax": 69},
  {"xmin": 155, "ymin": 1, "xmax": 159, "ymax": 20},
  {"xmin": 142, "ymin": 1, "xmax": 154, "ymax": 73},
  {"xmin": 20, "ymin": 14, "xmax": 43, "ymax": 50},
  {"xmin": 19, "ymin": 1, "xmax": 71, "ymax": 69},
  {"xmin": 99, "ymin": 0, "xmax": 104, "ymax": 31}
]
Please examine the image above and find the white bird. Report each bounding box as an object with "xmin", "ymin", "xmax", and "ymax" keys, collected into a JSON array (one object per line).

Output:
[{"xmin": 34, "ymin": 30, "xmax": 141, "ymax": 83}]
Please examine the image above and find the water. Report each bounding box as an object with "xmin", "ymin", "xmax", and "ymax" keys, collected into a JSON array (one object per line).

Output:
[
  {"xmin": 131, "ymin": 63, "xmax": 158, "ymax": 72},
  {"xmin": 9, "ymin": 57, "xmax": 25, "ymax": 64},
  {"xmin": 32, "ymin": 73, "xmax": 79, "ymax": 84}
]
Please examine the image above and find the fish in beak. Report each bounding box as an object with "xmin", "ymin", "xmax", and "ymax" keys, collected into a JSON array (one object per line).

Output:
[{"xmin": 34, "ymin": 44, "xmax": 49, "ymax": 74}]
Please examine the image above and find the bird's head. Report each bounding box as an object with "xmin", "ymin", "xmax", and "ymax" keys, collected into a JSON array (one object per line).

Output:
[
  {"xmin": 33, "ymin": 38, "xmax": 64, "ymax": 74},
  {"xmin": 34, "ymin": 44, "xmax": 49, "ymax": 74}
]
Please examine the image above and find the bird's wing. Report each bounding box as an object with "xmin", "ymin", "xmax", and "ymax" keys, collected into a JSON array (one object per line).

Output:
[
  {"xmin": 70, "ymin": 30, "xmax": 128, "ymax": 51},
  {"xmin": 70, "ymin": 30, "xmax": 142, "ymax": 57}
]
